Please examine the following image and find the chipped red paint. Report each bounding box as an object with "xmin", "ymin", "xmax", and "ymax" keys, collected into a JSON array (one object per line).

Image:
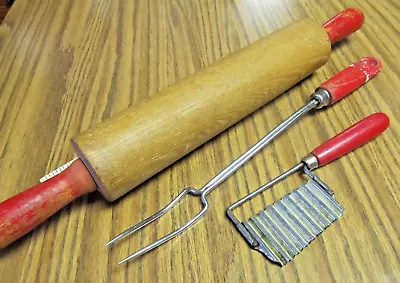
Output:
[
  {"xmin": 312, "ymin": 113, "xmax": 390, "ymax": 166},
  {"xmin": 323, "ymin": 8, "xmax": 364, "ymax": 44},
  {"xmin": 319, "ymin": 57, "xmax": 382, "ymax": 104},
  {"xmin": 0, "ymin": 160, "xmax": 96, "ymax": 248}
]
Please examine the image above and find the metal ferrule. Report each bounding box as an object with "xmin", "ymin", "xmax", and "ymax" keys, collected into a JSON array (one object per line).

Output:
[
  {"xmin": 309, "ymin": 88, "xmax": 332, "ymax": 109},
  {"xmin": 301, "ymin": 154, "xmax": 319, "ymax": 170}
]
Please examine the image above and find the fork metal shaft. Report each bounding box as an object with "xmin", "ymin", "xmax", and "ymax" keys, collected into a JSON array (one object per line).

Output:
[{"xmin": 200, "ymin": 99, "xmax": 318, "ymax": 195}]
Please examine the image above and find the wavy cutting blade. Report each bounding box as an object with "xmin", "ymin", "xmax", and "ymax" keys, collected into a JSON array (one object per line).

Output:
[{"xmin": 243, "ymin": 179, "xmax": 344, "ymax": 266}]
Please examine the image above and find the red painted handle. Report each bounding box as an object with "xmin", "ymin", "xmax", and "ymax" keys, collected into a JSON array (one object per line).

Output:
[
  {"xmin": 0, "ymin": 160, "xmax": 96, "ymax": 248},
  {"xmin": 311, "ymin": 113, "xmax": 390, "ymax": 167},
  {"xmin": 322, "ymin": 8, "xmax": 364, "ymax": 44},
  {"xmin": 319, "ymin": 57, "xmax": 382, "ymax": 104}
]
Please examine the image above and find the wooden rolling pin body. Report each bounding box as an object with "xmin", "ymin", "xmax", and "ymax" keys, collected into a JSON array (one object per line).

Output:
[{"xmin": 72, "ymin": 19, "xmax": 331, "ymax": 201}]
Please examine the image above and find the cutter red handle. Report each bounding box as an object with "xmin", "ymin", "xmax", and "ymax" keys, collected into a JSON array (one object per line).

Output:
[
  {"xmin": 319, "ymin": 57, "xmax": 382, "ymax": 104},
  {"xmin": 0, "ymin": 160, "xmax": 96, "ymax": 248},
  {"xmin": 311, "ymin": 113, "xmax": 390, "ymax": 167},
  {"xmin": 323, "ymin": 8, "xmax": 364, "ymax": 44}
]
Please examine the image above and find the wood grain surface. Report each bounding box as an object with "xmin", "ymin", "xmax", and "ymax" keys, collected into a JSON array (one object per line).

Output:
[{"xmin": 0, "ymin": 0, "xmax": 398, "ymax": 282}]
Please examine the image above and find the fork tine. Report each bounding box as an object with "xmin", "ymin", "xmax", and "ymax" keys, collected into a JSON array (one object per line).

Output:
[
  {"xmin": 106, "ymin": 188, "xmax": 193, "ymax": 246},
  {"xmin": 119, "ymin": 198, "xmax": 208, "ymax": 264}
]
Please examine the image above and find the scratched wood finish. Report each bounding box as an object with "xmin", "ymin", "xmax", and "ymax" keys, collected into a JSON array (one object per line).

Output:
[{"xmin": 0, "ymin": 0, "xmax": 398, "ymax": 282}]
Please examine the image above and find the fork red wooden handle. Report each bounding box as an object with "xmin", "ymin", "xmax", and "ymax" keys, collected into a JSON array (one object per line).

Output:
[
  {"xmin": 311, "ymin": 113, "xmax": 390, "ymax": 167},
  {"xmin": 322, "ymin": 8, "xmax": 364, "ymax": 44},
  {"xmin": 319, "ymin": 57, "xmax": 382, "ymax": 104}
]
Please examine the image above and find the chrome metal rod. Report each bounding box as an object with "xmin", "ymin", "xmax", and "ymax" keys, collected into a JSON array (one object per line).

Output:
[
  {"xmin": 227, "ymin": 162, "xmax": 304, "ymax": 212},
  {"xmin": 226, "ymin": 162, "xmax": 304, "ymax": 249},
  {"xmin": 200, "ymin": 99, "xmax": 318, "ymax": 196}
]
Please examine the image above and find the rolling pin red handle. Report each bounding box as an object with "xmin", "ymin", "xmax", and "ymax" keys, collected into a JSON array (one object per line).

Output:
[
  {"xmin": 318, "ymin": 57, "xmax": 382, "ymax": 105},
  {"xmin": 0, "ymin": 160, "xmax": 96, "ymax": 249},
  {"xmin": 309, "ymin": 113, "xmax": 390, "ymax": 167},
  {"xmin": 323, "ymin": 8, "xmax": 364, "ymax": 44}
]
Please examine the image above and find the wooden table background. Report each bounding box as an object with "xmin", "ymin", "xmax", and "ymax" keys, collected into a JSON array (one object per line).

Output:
[{"xmin": 0, "ymin": 0, "xmax": 399, "ymax": 282}]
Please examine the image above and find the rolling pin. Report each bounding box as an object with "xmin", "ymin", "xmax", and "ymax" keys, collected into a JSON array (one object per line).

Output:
[{"xmin": 0, "ymin": 8, "xmax": 364, "ymax": 248}]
